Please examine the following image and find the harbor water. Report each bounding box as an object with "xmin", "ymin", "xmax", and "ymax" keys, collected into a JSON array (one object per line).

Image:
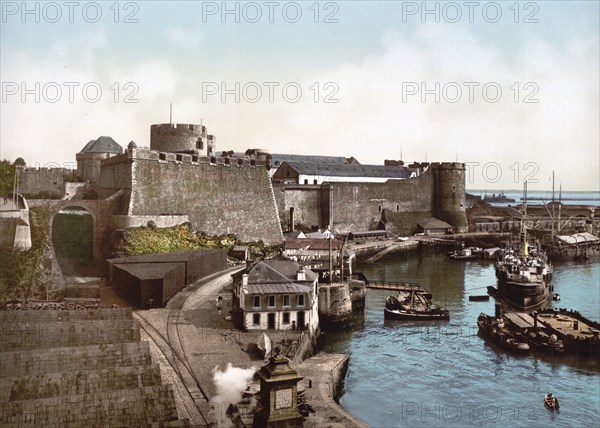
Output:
[{"xmin": 320, "ymin": 251, "xmax": 600, "ymax": 427}]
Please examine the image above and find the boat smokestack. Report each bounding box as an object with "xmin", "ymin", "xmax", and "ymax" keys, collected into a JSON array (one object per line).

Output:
[{"xmin": 494, "ymin": 303, "xmax": 503, "ymax": 321}]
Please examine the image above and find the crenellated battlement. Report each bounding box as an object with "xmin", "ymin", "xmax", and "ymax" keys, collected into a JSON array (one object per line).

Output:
[
  {"xmin": 431, "ymin": 162, "xmax": 466, "ymax": 169},
  {"xmin": 149, "ymin": 122, "xmax": 213, "ymax": 155},
  {"xmin": 150, "ymin": 123, "xmax": 207, "ymax": 137},
  {"xmin": 102, "ymin": 146, "xmax": 266, "ymax": 168}
]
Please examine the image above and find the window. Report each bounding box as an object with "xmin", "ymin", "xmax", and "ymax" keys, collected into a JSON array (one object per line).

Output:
[
  {"xmin": 396, "ymin": 204, "xmax": 399, "ymax": 212},
  {"xmin": 283, "ymin": 295, "xmax": 290, "ymax": 307},
  {"xmin": 304, "ymin": 179, "xmax": 308, "ymax": 184},
  {"xmin": 313, "ymin": 179, "xmax": 317, "ymax": 184},
  {"xmin": 253, "ymin": 313, "xmax": 260, "ymax": 325},
  {"xmin": 378, "ymin": 204, "xmax": 382, "ymax": 212},
  {"xmin": 283, "ymin": 312, "xmax": 290, "ymax": 324},
  {"xmin": 268, "ymin": 295, "xmax": 275, "ymax": 307},
  {"xmin": 298, "ymin": 295, "xmax": 305, "ymax": 306},
  {"xmin": 253, "ymin": 295, "xmax": 260, "ymax": 308}
]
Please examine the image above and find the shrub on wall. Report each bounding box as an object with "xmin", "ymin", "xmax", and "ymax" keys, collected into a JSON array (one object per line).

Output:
[{"xmin": 122, "ymin": 223, "xmax": 282, "ymax": 259}]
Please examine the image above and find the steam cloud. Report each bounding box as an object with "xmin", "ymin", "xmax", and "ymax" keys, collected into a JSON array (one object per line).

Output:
[{"xmin": 212, "ymin": 363, "xmax": 256, "ymax": 426}]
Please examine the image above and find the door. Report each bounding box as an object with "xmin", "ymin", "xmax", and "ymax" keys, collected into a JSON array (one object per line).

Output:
[
  {"xmin": 267, "ymin": 313, "xmax": 276, "ymax": 329},
  {"xmin": 297, "ymin": 311, "xmax": 305, "ymax": 329}
]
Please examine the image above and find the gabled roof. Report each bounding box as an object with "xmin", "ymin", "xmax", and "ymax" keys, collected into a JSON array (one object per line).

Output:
[
  {"xmin": 247, "ymin": 260, "xmax": 318, "ymax": 283},
  {"xmin": 79, "ymin": 136, "xmax": 123, "ymax": 154},
  {"xmin": 271, "ymin": 154, "xmax": 359, "ymax": 169},
  {"xmin": 283, "ymin": 231, "xmax": 306, "ymax": 239},
  {"xmin": 279, "ymin": 161, "xmax": 408, "ymax": 179},
  {"xmin": 417, "ymin": 217, "xmax": 453, "ymax": 229}
]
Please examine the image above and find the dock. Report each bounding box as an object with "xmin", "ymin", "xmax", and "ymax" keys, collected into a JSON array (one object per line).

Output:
[{"xmin": 364, "ymin": 282, "xmax": 432, "ymax": 299}]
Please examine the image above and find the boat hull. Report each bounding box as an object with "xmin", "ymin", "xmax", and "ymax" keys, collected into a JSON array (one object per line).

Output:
[
  {"xmin": 496, "ymin": 281, "xmax": 550, "ymax": 310},
  {"xmin": 477, "ymin": 314, "xmax": 530, "ymax": 354},
  {"xmin": 384, "ymin": 308, "xmax": 449, "ymax": 321}
]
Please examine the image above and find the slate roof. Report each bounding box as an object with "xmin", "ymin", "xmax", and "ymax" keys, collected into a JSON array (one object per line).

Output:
[
  {"xmin": 79, "ymin": 136, "xmax": 123, "ymax": 154},
  {"xmin": 280, "ymin": 161, "xmax": 408, "ymax": 179},
  {"xmin": 417, "ymin": 217, "xmax": 453, "ymax": 229},
  {"xmin": 248, "ymin": 260, "xmax": 318, "ymax": 283},
  {"xmin": 271, "ymin": 154, "xmax": 359, "ymax": 169},
  {"xmin": 245, "ymin": 282, "xmax": 313, "ymax": 294}
]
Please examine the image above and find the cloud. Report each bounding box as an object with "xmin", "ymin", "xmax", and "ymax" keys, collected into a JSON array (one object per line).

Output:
[{"xmin": 166, "ymin": 26, "xmax": 202, "ymax": 49}]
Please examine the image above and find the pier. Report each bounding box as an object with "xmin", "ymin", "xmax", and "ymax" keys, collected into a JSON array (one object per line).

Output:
[{"xmin": 363, "ymin": 281, "xmax": 432, "ymax": 299}]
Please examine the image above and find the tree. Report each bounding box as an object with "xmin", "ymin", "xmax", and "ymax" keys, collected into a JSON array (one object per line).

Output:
[{"xmin": 0, "ymin": 158, "xmax": 27, "ymax": 196}]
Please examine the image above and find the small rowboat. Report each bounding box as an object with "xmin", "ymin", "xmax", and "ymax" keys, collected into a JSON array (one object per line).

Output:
[{"xmin": 544, "ymin": 393, "xmax": 560, "ymax": 410}]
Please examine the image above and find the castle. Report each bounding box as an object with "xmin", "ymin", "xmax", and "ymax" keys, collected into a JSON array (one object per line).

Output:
[{"xmin": 13, "ymin": 121, "xmax": 467, "ymax": 264}]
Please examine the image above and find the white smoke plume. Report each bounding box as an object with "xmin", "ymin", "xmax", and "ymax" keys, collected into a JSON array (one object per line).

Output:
[{"xmin": 211, "ymin": 363, "xmax": 256, "ymax": 426}]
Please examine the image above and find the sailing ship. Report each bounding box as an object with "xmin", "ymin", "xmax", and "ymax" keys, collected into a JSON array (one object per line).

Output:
[{"xmin": 495, "ymin": 182, "xmax": 553, "ymax": 310}]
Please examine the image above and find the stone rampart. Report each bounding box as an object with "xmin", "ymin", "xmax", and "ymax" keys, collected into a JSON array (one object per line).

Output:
[
  {"xmin": 121, "ymin": 150, "xmax": 282, "ymax": 244},
  {"xmin": 327, "ymin": 169, "xmax": 434, "ymax": 234}
]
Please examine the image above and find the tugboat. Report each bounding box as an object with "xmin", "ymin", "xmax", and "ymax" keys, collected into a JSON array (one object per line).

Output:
[
  {"xmin": 384, "ymin": 290, "xmax": 449, "ymax": 321},
  {"xmin": 477, "ymin": 305, "xmax": 530, "ymax": 354},
  {"xmin": 495, "ymin": 182, "xmax": 553, "ymax": 310},
  {"xmin": 448, "ymin": 246, "xmax": 481, "ymax": 261}
]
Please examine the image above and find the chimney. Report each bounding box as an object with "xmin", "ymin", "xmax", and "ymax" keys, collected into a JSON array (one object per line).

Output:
[
  {"xmin": 296, "ymin": 267, "xmax": 306, "ymax": 281},
  {"xmin": 242, "ymin": 274, "xmax": 248, "ymax": 287}
]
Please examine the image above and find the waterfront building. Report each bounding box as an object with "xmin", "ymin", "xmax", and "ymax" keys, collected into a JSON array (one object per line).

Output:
[{"xmin": 232, "ymin": 259, "xmax": 319, "ymax": 332}]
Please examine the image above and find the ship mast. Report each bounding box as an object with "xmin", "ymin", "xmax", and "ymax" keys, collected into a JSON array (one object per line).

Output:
[{"xmin": 520, "ymin": 180, "xmax": 529, "ymax": 258}]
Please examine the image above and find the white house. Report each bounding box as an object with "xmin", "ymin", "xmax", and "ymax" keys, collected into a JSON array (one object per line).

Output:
[{"xmin": 232, "ymin": 259, "xmax": 319, "ymax": 333}]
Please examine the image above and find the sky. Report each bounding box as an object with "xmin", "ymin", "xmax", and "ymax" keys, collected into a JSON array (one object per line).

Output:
[{"xmin": 1, "ymin": 0, "xmax": 598, "ymax": 191}]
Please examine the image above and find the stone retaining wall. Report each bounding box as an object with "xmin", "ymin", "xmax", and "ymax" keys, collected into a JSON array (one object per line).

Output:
[{"xmin": 0, "ymin": 308, "xmax": 188, "ymax": 427}]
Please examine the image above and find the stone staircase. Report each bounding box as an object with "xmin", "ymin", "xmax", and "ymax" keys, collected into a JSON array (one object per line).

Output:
[{"xmin": 0, "ymin": 307, "xmax": 189, "ymax": 427}]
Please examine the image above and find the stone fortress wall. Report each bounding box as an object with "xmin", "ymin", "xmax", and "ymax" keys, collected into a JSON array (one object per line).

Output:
[{"xmin": 275, "ymin": 162, "xmax": 468, "ymax": 235}]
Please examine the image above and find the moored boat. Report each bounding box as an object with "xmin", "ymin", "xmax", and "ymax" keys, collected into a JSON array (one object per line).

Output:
[
  {"xmin": 495, "ymin": 182, "xmax": 553, "ymax": 310},
  {"xmin": 502, "ymin": 312, "xmax": 566, "ymax": 354},
  {"xmin": 477, "ymin": 312, "xmax": 530, "ymax": 354},
  {"xmin": 384, "ymin": 291, "xmax": 449, "ymax": 321},
  {"xmin": 448, "ymin": 247, "xmax": 480, "ymax": 260}
]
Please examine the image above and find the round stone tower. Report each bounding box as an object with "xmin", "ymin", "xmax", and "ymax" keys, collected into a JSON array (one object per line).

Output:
[
  {"xmin": 432, "ymin": 162, "xmax": 468, "ymax": 232},
  {"xmin": 150, "ymin": 123, "xmax": 214, "ymax": 155}
]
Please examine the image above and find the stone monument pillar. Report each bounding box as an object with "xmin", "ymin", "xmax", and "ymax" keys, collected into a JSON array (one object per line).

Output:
[{"xmin": 253, "ymin": 350, "xmax": 304, "ymax": 427}]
